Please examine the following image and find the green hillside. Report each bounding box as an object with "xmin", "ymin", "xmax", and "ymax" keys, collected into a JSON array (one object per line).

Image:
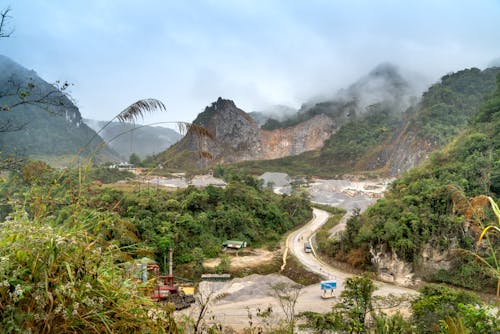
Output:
[
  {"xmin": 0, "ymin": 55, "xmax": 116, "ymax": 163},
  {"xmin": 331, "ymin": 74, "xmax": 500, "ymax": 291},
  {"xmin": 234, "ymin": 67, "xmax": 500, "ymax": 177}
]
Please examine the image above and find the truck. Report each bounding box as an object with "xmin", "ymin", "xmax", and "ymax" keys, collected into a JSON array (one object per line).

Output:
[{"xmin": 304, "ymin": 241, "xmax": 312, "ymax": 253}]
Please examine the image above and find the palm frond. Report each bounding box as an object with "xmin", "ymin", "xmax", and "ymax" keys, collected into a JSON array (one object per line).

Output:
[
  {"xmin": 116, "ymin": 98, "xmax": 166, "ymax": 122},
  {"xmin": 453, "ymin": 248, "xmax": 496, "ymax": 275},
  {"xmin": 177, "ymin": 122, "xmax": 214, "ymax": 140}
]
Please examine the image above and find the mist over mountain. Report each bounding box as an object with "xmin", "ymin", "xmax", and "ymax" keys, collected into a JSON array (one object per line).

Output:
[
  {"xmin": 84, "ymin": 119, "xmax": 181, "ymax": 160},
  {"xmin": 236, "ymin": 65, "xmax": 500, "ymax": 177},
  {"xmin": 249, "ymin": 105, "xmax": 298, "ymax": 126},
  {"xmin": 261, "ymin": 63, "xmax": 417, "ymax": 131},
  {"xmin": 0, "ymin": 55, "xmax": 117, "ymax": 164}
]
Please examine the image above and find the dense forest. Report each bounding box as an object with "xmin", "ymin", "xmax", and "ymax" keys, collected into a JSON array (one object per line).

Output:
[
  {"xmin": 329, "ymin": 74, "xmax": 500, "ymax": 291},
  {"xmin": 0, "ymin": 165, "xmax": 311, "ymax": 269}
]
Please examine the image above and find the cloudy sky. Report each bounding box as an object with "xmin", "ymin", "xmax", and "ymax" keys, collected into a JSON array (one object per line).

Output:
[{"xmin": 2, "ymin": 0, "xmax": 500, "ymax": 126}]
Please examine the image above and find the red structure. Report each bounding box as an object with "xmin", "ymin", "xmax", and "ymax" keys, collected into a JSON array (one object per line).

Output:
[{"xmin": 148, "ymin": 249, "xmax": 177, "ymax": 300}]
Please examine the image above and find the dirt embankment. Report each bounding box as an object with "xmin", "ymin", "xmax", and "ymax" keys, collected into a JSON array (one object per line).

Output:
[{"xmin": 204, "ymin": 249, "xmax": 277, "ymax": 269}]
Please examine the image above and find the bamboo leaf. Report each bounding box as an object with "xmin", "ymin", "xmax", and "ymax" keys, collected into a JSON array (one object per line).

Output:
[
  {"xmin": 477, "ymin": 225, "xmax": 500, "ymax": 247},
  {"xmin": 486, "ymin": 196, "xmax": 500, "ymax": 224}
]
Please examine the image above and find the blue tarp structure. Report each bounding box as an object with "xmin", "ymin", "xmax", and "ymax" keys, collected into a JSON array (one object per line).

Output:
[{"xmin": 320, "ymin": 280, "xmax": 337, "ymax": 290}]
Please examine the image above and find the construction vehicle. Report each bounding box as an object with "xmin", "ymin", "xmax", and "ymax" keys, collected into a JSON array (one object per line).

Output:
[{"xmin": 136, "ymin": 249, "xmax": 195, "ymax": 310}]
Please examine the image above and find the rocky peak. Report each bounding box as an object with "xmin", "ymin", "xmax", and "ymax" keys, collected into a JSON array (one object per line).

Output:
[
  {"xmin": 211, "ymin": 97, "xmax": 237, "ymax": 111},
  {"xmin": 161, "ymin": 97, "xmax": 334, "ymax": 167},
  {"xmin": 194, "ymin": 97, "xmax": 254, "ymax": 128}
]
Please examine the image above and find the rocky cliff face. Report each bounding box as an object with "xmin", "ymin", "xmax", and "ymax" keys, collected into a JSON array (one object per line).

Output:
[
  {"xmin": 261, "ymin": 114, "xmax": 334, "ymax": 159},
  {"xmin": 370, "ymin": 242, "xmax": 454, "ymax": 287},
  {"xmin": 163, "ymin": 97, "xmax": 335, "ymax": 167}
]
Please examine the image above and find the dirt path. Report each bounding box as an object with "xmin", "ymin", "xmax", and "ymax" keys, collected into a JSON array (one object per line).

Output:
[
  {"xmin": 187, "ymin": 208, "xmax": 416, "ymax": 332},
  {"xmin": 204, "ymin": 249, "xmax": 277, "ymax": 269},
  {"xmin": 288, "ymin": 208, "xmax": 417, "ymax": 298}
]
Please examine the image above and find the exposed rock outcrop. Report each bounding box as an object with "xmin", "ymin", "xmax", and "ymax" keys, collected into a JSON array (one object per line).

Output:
[
  {"xmin": 370, "ymin": 243, "xmax": 454, "ymax": 287},
  {"xmin": 162, "ymin": 97, "xmax": 335, "ymax": 167},
  {"xmin": 370, "ymin": 245, "xmax": 417, "ymax": 287},
  {"xmin": 261, "ymin": 114, "xmax": 334, "ymax": 159}
]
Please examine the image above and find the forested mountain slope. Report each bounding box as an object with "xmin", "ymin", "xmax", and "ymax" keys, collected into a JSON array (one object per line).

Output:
[
  {"xmin": 332, "ymin": 75, "xmax": 500, "ymax": 291},
  {"xmin": 0, "ymin": 55, "xmax": 116, "ymax": 163},
  {"xmin": 236, "ymin": 67, "xmax": 500, "ymax": 177}
]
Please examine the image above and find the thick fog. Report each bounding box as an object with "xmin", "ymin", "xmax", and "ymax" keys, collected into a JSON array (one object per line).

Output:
[{"xmin": 2, "ymin": 1, "xmax": 500, "ymax": 125}]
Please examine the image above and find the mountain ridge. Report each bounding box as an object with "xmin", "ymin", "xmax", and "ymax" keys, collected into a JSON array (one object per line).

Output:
[
  {"xmin": 0, "ymin": 55, "xmax": 117, "ymax": 164},
  {"xmin": 84, "ymin": 119, "xmax": 180, "ymax": 160}
]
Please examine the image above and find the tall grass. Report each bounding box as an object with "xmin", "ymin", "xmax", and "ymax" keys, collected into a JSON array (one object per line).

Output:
[{"xmin": 0, "ymin": 208, "xmax": 179, "ymax": 333}]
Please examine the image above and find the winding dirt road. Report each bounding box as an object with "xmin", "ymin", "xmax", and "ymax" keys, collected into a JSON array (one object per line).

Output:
[
  {"xmin": 189, "ymin": 208, "xmax": 417, "ymax": 331},
  {"xmin": 288, "ymin": 208, "xmax": 417, "ymax": 298}
]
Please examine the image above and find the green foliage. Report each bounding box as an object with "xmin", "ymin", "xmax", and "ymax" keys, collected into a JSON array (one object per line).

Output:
[
  {"xmin": 0, "ymin": 209, "xmax": 177, "ymax": 333},
  {"xmin": 411, "ymin": 284, "xmax": 480, "ymax": 334},
  {"xmin": 450, "ymin": 303, "xmax": 500, "ymax": 334},
  {"xmin": 299, "ymin": 311, "xmax": 338, "ymax": 334},
  {"xmin": 432, "ymin": 254, "xmax": 497, "ymax": 291},
  {"xmin": 333, "ymin": 76, "xmax": 500, "ymax": 291},
  {"xmin": 335, "ymin": 275, "xmax": 376, "ymax": 333},
  {"xmin": 129, "ymin": 152, "xmax": 141, "ymax": 165},
  {"xmin": 87, "ymin": 167, "xmax": 135, "ymax": 184},
  {"xmin": 215, "ymin": 253, "xmax": 231, "ymax": 274},
  {"xmin": 300, "ymin": 275, "xmax": 376, "ymax": 334},
  {"xmin": 414, "ymin": 68, "xmax": 500, "ymax": 146},
  {"xmin": 373, "ymin": 312, "xmax": 415, "ymax": 334},
  {"xmin": 94, "ymin": 179, "xmax": 311, "ymax": 267},
  {"xmin": 233, "ymin": 68, "xmax": 500, "ymax": 178},
  {"xmin": 319, "ymin": 105, "xmax": 402, "ymax": 169}
]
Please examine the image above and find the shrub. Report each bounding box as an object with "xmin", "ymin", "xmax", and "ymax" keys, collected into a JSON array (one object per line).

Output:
[{"xmin": 0, "ymin": 209, "xmax": 178, "ymax": 333}]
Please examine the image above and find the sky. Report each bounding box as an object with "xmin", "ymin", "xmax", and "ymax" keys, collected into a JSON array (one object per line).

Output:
[{"xmin": 2, "ymin": 0, "xmax": 500, "ymax": 126}]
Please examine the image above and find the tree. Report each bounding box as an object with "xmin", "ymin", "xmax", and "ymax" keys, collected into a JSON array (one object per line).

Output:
[
  {"xmin": 335, "ymin": 275, "xmax": 376, "ymax": 334},
  {"xmin": 411, "ymin": 284, "xmax": 480, "ymax": 334},
  {"xmin": 215, "ymin": 253, "xmax": 231, "ymax": 274},
  {"xmin": 191, "ymin": 284, "xmax": 224, "ymax": 334},
  {"xmin": 270, "ymin": 282, "xmax": 303, "ymax": 334},
  {"xmin": 129, "ymin": 152, "xmax": 141, "ymax": 166},
  {"xmin": 191, "ymin": 247, "xmax": 205, "ymax": 279},
  {"xmin": 301, "ymin": 275, "xmax": 377, "ymax": 334}
]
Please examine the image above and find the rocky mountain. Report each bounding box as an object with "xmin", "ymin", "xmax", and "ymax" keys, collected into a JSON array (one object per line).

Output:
[
  {"xmin": 0, "ymin": 55, "xmax": 117, "ymax": 164},
  {"xmin": 157, "ymin": 64, "xmax": 500, "ymax": 176},
  {"xmin": 236, "ymin": 66, "xmax": 500, "ymax": 177},
  {"xmin": 158, "ymin": 63, "xmax": 415, "ymax": 171},
  {"xmin": 84, "ymin": 119, "xmax": 181, "ymax": 160},
  {"xmin": 261, "ymin": 63, "xmax": 414, "ymax": 131},
  {"xmin": 358, "ymin": 66, "xmax": 500, "ymax": 174},
  {"xmin": 158, "ymin": 97, "xmax": 335, "ymax": 168},
  {"xmin": 249, "ymin": 105, "xmax": 298, "ymax": 126}
]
